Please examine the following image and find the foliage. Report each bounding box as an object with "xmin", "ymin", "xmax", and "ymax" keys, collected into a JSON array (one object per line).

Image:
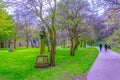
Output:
[
  {"xmin": 111, "ymin": 47, "xmax": 120, "ymax": 54},
  {"xmin": 57, "ymin": 0, "xmax": 95, "ymax": 55},
  {"xmin": 104, "ymin": 26, "xmax": 120, "ymax": 44},
  {"xmin": 0, "ymin": 1, "xmax": 14, "ymax": 41}
]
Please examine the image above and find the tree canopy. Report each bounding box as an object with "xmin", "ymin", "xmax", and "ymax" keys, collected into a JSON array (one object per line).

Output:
[{"xmin": 0, "ymin": 0, "xmax": 14, "ymax": 41}]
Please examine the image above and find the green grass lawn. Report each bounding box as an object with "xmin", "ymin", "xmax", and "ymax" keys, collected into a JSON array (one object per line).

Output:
[
  {"xmin": 0, "ymin": 47, "xmax": 98, "ymax": 80},
  {"xmin": 111, "ymin": 47, "xmax": 120, "ymax": 54}
]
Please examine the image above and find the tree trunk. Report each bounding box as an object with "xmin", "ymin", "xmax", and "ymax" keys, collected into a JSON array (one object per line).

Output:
[
  {"xmin": 71, "ymin": 42, "xmax": 80, "ymax": 56},
  {"xmin": 25, "ymin": 25, "xmax": 29, "ymax": 48},
  {"xmin": 80, "ymin": 41, "xmax": 83, "ymax": 48},
  {"xmin": 50, "ymin": 39, "xmax": 56, "ymax": 66},
  {"xmin": 70, "ymin": 38, "xmax": 74, "ymax": 56},
  {"xmin": 14, "ymin": 38, "xmax": 16, "ymax": 49},
  {"xmin": 0, "ymin": 41, "xmax": 1, "ymax": 48},
  {"xmin": 47, "ymin": 42, "xmax": 50, "ymax": 52},
  {"xmin": 63, "ymin": 40, "xmax": 66, "ymax": 48},
  {"xmin": 46, "ymin": 38, "xmax": 50, "ymax": 52},
  {"xmin": 71, "ymin": 48, "xmax": 75, "ymax": 56},
  {"xmin": 0, "ymin": 42, "xmax": 4, "ymax": 48},
  {"xmin": 94, "ymin": 40, "xmax": 96, "ymax": 46},
  {"xmin": 70, "ymin": 36, "xmax": 80, "ymax": 56},
  {"xmin": 83, "ymin": 41, "xmax": 86, "ymax": 48},
  {"xmin": 26, "ymin": 38, "xmax": 29, "ymax": 48},
  {"xmin": 5, "ymin": 41, "xmax": 9, "ymax": 48}
]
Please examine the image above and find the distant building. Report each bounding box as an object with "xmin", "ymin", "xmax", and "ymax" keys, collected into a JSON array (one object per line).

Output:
[
  {"xmin": 16, "ymin": 38, "xmax": 39, "ymax": 47},
  {"xmin": 16, "ymin": 38, "xmax": 30, "ymax": 47}
]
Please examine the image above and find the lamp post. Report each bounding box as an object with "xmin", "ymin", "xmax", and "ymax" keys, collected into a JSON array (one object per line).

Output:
[{"xmin": 34, "ymin": 26, "xmax": 49, "ymax": 68}]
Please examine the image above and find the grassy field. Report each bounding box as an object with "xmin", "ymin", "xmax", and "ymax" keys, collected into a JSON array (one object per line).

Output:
[{"xmin": 0, "ymin": 47, "xmax": 98, "ymax": 80}]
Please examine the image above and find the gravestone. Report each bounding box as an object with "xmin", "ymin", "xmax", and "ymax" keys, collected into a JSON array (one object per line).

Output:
[
  {"xmin": 34, "ymin": 27, "xmax": 49, "ymax": 68},
  {"xmin": 34, "ymin": 54, "xmax": 49, "ymax": 68},
  {"xmin": 9, "ymin": 40, "xmax": 14, "ymax": 52}
]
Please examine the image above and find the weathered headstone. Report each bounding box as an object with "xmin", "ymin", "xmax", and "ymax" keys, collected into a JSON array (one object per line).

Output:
[
  {"xmin": 35, "ymin": 54, "xmax": 49, "ymax": 68},
  {"xmin": 34, "ymin": 27, "xmax": 49, "ymax": 68},
  {"xmin": 9, "ymin": 40, "xmax": 14, "ymax": 52}
]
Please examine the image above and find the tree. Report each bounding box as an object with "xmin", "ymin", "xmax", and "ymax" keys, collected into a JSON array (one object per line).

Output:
[
  {"xmin": 28, "ymin": 0, "xmax": 57, "ymax": 66},
  {"xmin": 0, "ymin": 0, "xmax": 14, "ymax": 48},
  {"xmin": 57, "ymin": 0, "xmax": 90, "ymax": 56},
  {"xmin": 13, "ymin": 6, "xmax": 38, "ymax": 48},
  {"xmin": 104, "ymin": 0, "xmax": 120, "ymax": 5},
  {"xmin": 6, "ymin": 0, "xmax": 57, "ymax": 66}
]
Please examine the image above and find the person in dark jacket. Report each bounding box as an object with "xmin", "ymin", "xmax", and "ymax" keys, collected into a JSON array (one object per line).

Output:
[
  {"xmin": 108, "ymin": 45, "xmax": 111, "ymax": 49},
  {"xmin": 104, "ymin": 44, "xmax": 108, "ymax": 52},
  {"xmin": 99, "ymin": 43, "xmax": 102, "ymax": 51}
]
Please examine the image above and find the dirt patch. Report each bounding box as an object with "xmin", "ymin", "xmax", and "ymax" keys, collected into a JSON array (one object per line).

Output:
[{"xmin": 69, "ymin": 74, "xmax": 87, "ymax": 80}]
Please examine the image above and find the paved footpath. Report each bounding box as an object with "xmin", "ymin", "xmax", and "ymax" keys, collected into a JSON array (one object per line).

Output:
[{"xmin": 87, "ymin": 49, "xmax": 120, "ymax": 80}]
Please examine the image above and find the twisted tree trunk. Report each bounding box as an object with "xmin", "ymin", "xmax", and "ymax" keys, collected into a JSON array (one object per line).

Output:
[
  {"xmin": 50, "ymin": 39, "xmax": 56, "ymax": 66},
  {"xmin": 70, "ymin": 39, "xmax": 79, "ymax": 56},
  {"xmin": 70, "ymin": 32, "xmax": 80, "ymax": 56}
]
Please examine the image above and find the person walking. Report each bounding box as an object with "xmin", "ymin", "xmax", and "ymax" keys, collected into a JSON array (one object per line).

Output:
[
  {"xmin": 99, "ymin": 43, "xmax": 102, "ymax": 51},
  {"xmin": 108, "ymin": 44, "xmax": 111, "ymax": 49},
  {"xmin": 104, "ymin": 43, "xmax": 108, "ymax": 52}
]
